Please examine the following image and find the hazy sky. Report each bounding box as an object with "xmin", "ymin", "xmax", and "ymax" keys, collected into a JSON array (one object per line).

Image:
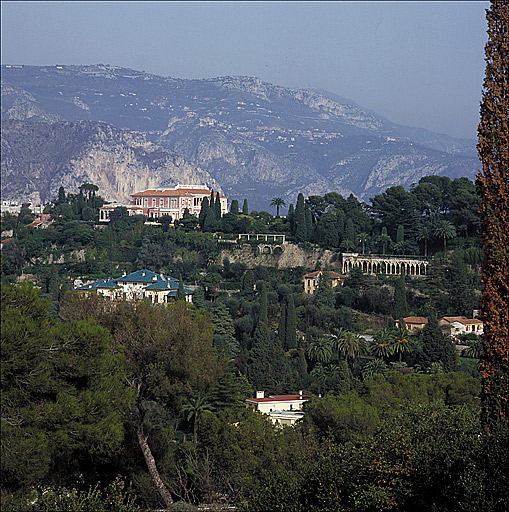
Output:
[{"xmin": 1, "ymin": 1, "xmax": 489, "ymax": 140}]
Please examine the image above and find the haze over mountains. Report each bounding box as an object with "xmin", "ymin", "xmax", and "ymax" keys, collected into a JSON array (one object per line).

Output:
[{"xmin": 1, "ymin": 64, "xmax": 479, "ymax": 210}]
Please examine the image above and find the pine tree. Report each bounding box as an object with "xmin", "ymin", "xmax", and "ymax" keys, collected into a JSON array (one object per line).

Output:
[
  {"xmin": 285, "ymin": 294, "xmax": 297, "ymax": 350},
  {"xmin": 393, "ymin": 272, "xmax": 409, "ymax": 319},
  {"xmin": 476, "ymin": 0, "xmax": 509, "ymax": 430},
  {"xmin": 345, "ymin": 218, "xmax": 356, "ymax": 245},
  {"xmin": 336, "ymin": 209, "xmax": 345, "ymax": 243},
  {"xmin": 295, "ymin": 193, "xmax": 307, "ymax": 242},
  {"xmin": 242, "ymin": 199, "xmax": 249, "ymax": 215}
]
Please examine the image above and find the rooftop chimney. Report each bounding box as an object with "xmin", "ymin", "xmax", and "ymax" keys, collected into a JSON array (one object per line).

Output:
[
  {"xmin": 299, "ymin": 390, "xmax": 303, "ymax": 396},
  {"xmin": 256, "ymin": 391, "xmax": 264, "ymax": 399}
]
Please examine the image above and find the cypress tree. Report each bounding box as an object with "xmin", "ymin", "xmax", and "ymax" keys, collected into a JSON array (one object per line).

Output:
[
  {"xmin": 203, "ymin": 207, "xmax": 217, "ymax": 232},
  {"xmin": 57, "ymin": 186, "xmax": 66, "ymax": 204},
  {"xmin": 242, "ymin": 269, "xmax": 255, "ymax": 294},
  {"xmin": 199, "ymin": 197, "xmax": 209, "ymax": 228},
  {"xmin": 278, "ymin": 302, "xmax": 287, "ymax": 346},
  {"xmin": 297, "ymin": 347, "xmax": 308, "ymax": 383},
  {"xmin": 397, "ymin": 224, "xmax": 405, "ymax": 243},
  {"xmin": 419, "ymin": 314, "xmax": 458, "ymax": 371},
  {"xmin": 305, "ymin": 209, "xmax": 313, "ymax": 242},
  {"xmin": 295, "ymin": 193, "xmax": 307, "ymax": 242},
  {"xmin": 242, "ymin": 199, "xmax": 249, "ymax": 215},
  {"xmin": 215, "ymin": 191, "xmax": 222, "ymax": 219},
  {"xmin": 230, "ymin": 199, "xmax": 239, "ymax": 215},
  {"xmin": 476, "ymin": 0, "xmax": 509, "ymax": 430},
  {"xmin": 176, "ymin": 274, "xmax": 186, "ymax": 301},
  {"xmin": 285, "ymin": 294, "xmax": 297, "ymax": 350},
  {"xmin": 247, "ymin": 322, "xmax": 286, "ymax": 392},
  {"xmin": 287, "ymin": 203, "xmax": 295, "ymax": 234},
  {"xmin": 393, "ymin": 272, "xmax": 409, "ymax": 319}
]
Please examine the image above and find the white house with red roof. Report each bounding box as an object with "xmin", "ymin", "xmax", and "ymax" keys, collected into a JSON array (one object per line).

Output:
[
  {"xmin": 439, "ymin": 316, "xmax": 484, "ymax": 337},
  {"xmin": 99, "ymin": 185, "xmax": 228, "ymax": 222},
  {"xmin": 246, "ymin": 391, "xmax": 310, "ymax": 426}
]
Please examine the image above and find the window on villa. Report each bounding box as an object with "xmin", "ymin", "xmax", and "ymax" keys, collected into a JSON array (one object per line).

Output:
[{"xmin": 171, "ymin": 198, "xmax": 178, "ymax": 208}]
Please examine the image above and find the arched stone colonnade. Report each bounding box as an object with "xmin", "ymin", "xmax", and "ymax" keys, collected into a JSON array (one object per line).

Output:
[{"xmin": 342, "ymin": 253, "xmax": 428, "ymax": 276}]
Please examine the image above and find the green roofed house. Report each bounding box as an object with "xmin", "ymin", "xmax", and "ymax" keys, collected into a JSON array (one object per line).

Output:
[{"xmin": 74, "ymin": 269, "xmax": 194, "ymax": 303}]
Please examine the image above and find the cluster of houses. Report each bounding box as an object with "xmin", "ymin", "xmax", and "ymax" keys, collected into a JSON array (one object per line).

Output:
[{"xmin": 395, "ymin": 315, "xmax": 484, "ymax": 339}]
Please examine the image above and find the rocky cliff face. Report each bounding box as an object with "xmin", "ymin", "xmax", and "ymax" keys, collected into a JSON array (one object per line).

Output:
[
  {"xmin": 1, "ymin": 119, "xmax": 219, "ymax": 204},
  {"xmin": 1, "ymin": 65, "xmax": 479, "ymax": 209},
  {"xmin": 219, "ymin": 243, "xmax": 340, "ymax": 270}
]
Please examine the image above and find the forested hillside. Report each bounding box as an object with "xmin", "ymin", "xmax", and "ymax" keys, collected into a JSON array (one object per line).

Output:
[{"xmin": 3, "ymin": 174, "xmax": 505, "ymax": 511}]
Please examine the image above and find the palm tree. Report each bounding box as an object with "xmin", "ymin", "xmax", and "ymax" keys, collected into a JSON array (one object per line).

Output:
[
  {"xmin": 379, "ymin": 228, "xmax": 391, "ymax": 255},
  {"xmin": 370, "ymin": 327, "xmax": 395, "ymax": 361},
  {"xmin": 358, "ymin": 233, "xmax": 369, "ymax": 255},
  {"xmin": 416, "ymin": 224, "xmax": 432, "ymax": 257},
  {"xmin": 270, "ymin": 197, "xmax": 286, "ymax": 217},
  {"xmin": 182, "ymin": 396, "xmax": 214, "ymax": 448},
  {"xmin": 306, "ymin": 337, "xmax": 333, "ymax": 364},
  {"xmin": 362, "ymin": 358, "xmax": 388, "ymax": 379},
  {"xmin": 331, "ymin": 328, "xmax": 363, "ymax": 366},
  {"xmin": 433, "ymin": 219, "xmax": 456, "ymax": 254},
  {"xmin": 391, "ymin": 327, "xmax": 412, "ymax": 362},
  {"xmin": 466, "ymin": 337, "xmax": 483, "ymax": 359}
]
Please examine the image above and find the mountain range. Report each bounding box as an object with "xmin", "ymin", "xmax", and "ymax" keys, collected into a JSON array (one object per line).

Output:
[{"xmin": 1, "ymin": 64, "xmax": 480, "ymax": 210}]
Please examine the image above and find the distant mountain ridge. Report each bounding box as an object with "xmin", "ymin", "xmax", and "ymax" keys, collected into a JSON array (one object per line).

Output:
[
  {"xmin": 1, "ymin": 119, "xmax": 220, "ymax": 204},
  {"xmin": 1, "ymin": 64, "xmax": 479, "ymax": 209}
]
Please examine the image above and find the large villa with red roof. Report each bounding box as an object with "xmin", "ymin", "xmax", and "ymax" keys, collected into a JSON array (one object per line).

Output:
[{"xmin": 99, "ymin": 184, "xmax": 228, "ymax": 222}]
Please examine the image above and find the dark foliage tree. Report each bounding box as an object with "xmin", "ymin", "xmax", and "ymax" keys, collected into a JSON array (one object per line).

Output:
[
  {"xmin": 242, "ymin": 199, "xmax": 249, "ymax": 215},
  {"xmin": 1, "ymin": 284, "xmax": 132, "ymax": 501},
  {"xmin": 476, "ymin": 0, "xmax": 509, "ymax": 430},
  {"xmin": 61, "ymin": 295, "xmax": 220, "ymax": 508}
]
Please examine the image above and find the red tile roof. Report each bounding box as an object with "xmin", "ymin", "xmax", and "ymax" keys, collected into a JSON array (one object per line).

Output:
[
  {"xmin": 132, "ymin": 188, "xmax": 227, "ymax": 198},
  {"xmin": 402, "ymin": 316, "xmax": 428, "ymax": 324},
  {"xmin": 303, "ymin": 270, "xmax": 344, "ymax": 279}
]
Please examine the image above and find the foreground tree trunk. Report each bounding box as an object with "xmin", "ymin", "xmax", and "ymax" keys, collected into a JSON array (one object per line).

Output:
[
  {"xmin": 476, "ymin": 0, "xmax": 509, "ymax": 431},
  {"xmin": 135, "ymin": 403, "xmax": 174, "ymax": 507}
]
